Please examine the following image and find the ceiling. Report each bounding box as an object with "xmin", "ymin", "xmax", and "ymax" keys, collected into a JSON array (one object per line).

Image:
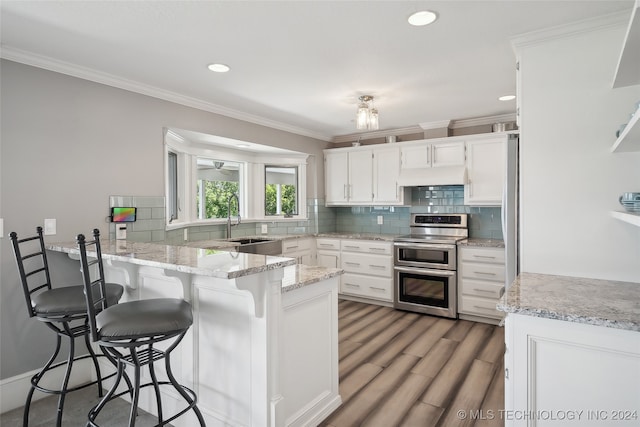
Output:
[{"xmin": 1, "ymin": 1, "xmax": 634, "ymax": 142}]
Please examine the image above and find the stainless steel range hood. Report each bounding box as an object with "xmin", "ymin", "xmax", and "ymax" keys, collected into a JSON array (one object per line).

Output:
[{"xmin": 397, "ymin": 166, "xmax": 467, "ymax": 187}]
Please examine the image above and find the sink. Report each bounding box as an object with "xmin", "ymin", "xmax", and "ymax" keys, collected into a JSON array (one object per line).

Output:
[
  {"xmin": 228, "ymin": 237, "xmax": 273, "ymax": 245},
  {"xmin": 228, "ymin": 237, "xmax": 282, "ymax": 256}
]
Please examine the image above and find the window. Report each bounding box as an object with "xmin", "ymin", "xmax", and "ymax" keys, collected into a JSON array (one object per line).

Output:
[
  {"xmin": 167, "ymin": 152, "xmax": 178, "ymax": 222},
  {"xmin": 165, "ymin": 128, "xmax": 307, "ymax": 226},
  {"xmin": 196, "ymin": 158, "xmax": 242, "ymax": 220},
  {"xmin": 265, "ymin": 165, "xmax": 298, "ymax": 216}
]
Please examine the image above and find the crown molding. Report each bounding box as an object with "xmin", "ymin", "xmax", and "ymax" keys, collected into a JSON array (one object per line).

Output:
[
  {"xmin": 331, "ymin": 125, "xmax": 423, "ymax": 143},
  {"xmin": 511, "ymin": 10, "xmax": 629, "ymax": 51},
  {"xmin": 0, "ymin": 46, "xmax": 332, "ymax": 142},
  {"xmin": 418, "ymin": 120, "xmax": 452, "ymax": 130},
  {"xmin": 450, "ymin": 113, "xmax": 516, "ymax": 129}
]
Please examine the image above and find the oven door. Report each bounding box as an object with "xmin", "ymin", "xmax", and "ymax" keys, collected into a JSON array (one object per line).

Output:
[
  {"xmin": 394, "ymin": 266, "xmax": 457, "ymax": 319},
  {"xmin": 394, "ymin": 242, "xmax": 456, "ymax": 270}
]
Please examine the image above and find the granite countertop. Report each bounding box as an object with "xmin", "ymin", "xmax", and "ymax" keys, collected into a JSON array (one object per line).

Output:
[
  {"xmin": 458, "ymin": 238, "xmax": 505, "ymax": 248},
  {"xmin": 315, "ymin": 232, "xmax": 398, "ymax": 241},
  {"xmin": 281, "ymin": 264, "xmax": 343, "ymax": 293},
  {"xmin": 498, "ymin": 272, "xmax": 640, "ymax": 332},
  {"xmin": 47, "ymin": 240, "xmax": 296, "ymax": 280}
]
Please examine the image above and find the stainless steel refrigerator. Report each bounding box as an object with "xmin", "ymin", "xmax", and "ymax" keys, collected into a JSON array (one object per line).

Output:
[{"xmin": 502, "ymin": 133, "xmax": 519, "ymax": 290}]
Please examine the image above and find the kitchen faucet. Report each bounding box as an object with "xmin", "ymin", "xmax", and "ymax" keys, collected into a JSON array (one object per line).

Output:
[{"xmin": 227, "ymin": 193, "xmax": 241, "ymax": 239}]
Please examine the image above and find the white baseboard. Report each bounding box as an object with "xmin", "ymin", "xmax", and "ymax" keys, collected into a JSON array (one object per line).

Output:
[{"xmin": 0, "ymin": 357, "xmax": 97, "ymax": 414}]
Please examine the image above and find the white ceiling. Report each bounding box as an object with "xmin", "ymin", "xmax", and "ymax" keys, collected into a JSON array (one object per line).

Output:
[{"xmin": 1, "ymin": 0, "xmax": 634, "ymax": 142}]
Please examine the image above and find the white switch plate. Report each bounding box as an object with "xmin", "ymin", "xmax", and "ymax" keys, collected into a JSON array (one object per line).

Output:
[
  {"xmin": 44, "ymin": 218, "xmax": 56, "ymax": 235},
  {"xmin": 377, "ymin": 215, "xmax": 383, "ymax": 225},
  {"xmin": 116, "ymin": 224, "xmax": 127, "ymax": 240},
  {"xmin": 261, "ymin": 224, "xmax": 268, "ymax": 234},
  {"xmin": 0, "ymin": 218, "xmax": 3, "ymax": 238},
  {"xmin": 183, "ymin": 228, "xmax": 188, "ymax": 241}
]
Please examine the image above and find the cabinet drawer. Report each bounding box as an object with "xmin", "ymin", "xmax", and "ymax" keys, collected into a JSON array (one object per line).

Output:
[
  {"xmin": 459, "ymin": 295, "xmax": 503, "ymax": 319},
  {"xmin": 282, "ymin": 237, "xmax": 312, "ymax": 253},
  {"xmin": 316, "ymin": 238, "xmax": 340, "ymax": 251},
  {"xmin": 341, "ymin": 240, "xmax": 392, "ymax": 255},
  {"xmin": 341, "ymin": 273, "xmax": 392, "ymax": 301},
  {"xmin": 459, "ymin": 278, "xmax": 504, "ymax": 299},
  {"xmin": 341, "ymin": 253, "xmax": 392, "ymax": 277},
  {"xmin": 460, "ymin": 262, "xmax": 505, "ymax": 282},
  {"xmin": 460, "ymin": 247, "xmax": 505, "ymax": 264}
]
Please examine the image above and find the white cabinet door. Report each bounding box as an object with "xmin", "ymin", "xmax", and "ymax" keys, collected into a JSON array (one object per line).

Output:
[
  {"xmin": 400, "ymin": 142, "xmax": 430, "ymax": 169},
  {"xmin": 431, "ymin": 141, "xmax": 465, "ymax": 167},
  {"xmin": 324, "ymin": 151, "xmax": 349, "ymax": 204},
  {"xmin": 464, "ymin": 137, "xmax": 506, "ymax": 205},
  {"xmin": 317, "ymin": 251, "xmax": 339, "ymax": 269},
  {"xmin": 348, "ymin": 149, "xmax": 373, "ymax": 203},
  {"xmin": 373, "ymin": 145, "xmax": 402, "ymax": 204}
]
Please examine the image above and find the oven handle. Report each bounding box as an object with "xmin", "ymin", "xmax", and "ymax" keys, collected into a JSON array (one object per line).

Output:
[
  {"xmin": 393, "ymin": 241, "xmax": 457, "ymax": 251},
  {"xmin": 393, "ymin": 265, "xmax": 456, "ymax": 277}
]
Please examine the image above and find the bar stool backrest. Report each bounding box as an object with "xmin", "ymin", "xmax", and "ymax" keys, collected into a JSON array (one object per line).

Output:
[
  {"xmin": 9, "ymin": 226, "xmax": 54, "ymax": 318},
  {"xmin": 77, "ymin": 229, "xmax": 110, "ymax": 342}
]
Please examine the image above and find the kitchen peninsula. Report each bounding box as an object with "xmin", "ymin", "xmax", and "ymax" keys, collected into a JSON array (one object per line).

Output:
[{"xmin": 46, "ymin": 240, "xmax": 343, "ymax": 427}]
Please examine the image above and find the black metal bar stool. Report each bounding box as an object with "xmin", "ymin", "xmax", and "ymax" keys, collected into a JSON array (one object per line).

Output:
[
  {"xmin": 77, "ymin": 229, "xmax": 206, "ymax": 427},
  {"xmin": 9, "ymin": 227, "xmax": 125, "ymax": 427}
]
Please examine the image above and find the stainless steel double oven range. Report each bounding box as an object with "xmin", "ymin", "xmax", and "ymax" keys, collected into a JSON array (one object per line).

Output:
[{"xmin": 393, "ymin": 214, "xmax": 468, "ymax": 319}]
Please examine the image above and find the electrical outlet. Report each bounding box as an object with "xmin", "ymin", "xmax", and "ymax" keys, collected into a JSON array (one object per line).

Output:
[
  {"xmin": 261, "ymin": 224, "xmax": 268, "ymax": 234},
  {"xmin": 183, "ymin": 228, "xmax": 188, "ymax": 241},
  {"xmin": 44, "ymin": 218, "xmax": 56, "ymax": 235},
  {"xmin": 377, "ymin": 215, "xmax": 383, "ymax": 225}
]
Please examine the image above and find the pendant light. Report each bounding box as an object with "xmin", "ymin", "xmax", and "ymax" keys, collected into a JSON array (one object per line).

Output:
[{"xmin": 356, "ymin": 95, "xmax": 379, "ymax": 131}]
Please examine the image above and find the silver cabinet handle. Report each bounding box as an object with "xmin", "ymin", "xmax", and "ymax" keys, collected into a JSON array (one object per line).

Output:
[
  {"xmin": 319, "ymin": 243, "xmax": 334, "ymax": 247},
  {"xmin": 369, "ymin": 247, "xmax": 386, "ymax": 252},
  {"xmin": 345, "ymin": 262, "xmax": 360, "ymax": 266},
  {"xmin": 473, "ymin": 255, "xmax": 496, "ymax": 259},
  {"xmin": 474, "ymin": 271, "xmax": 496, "ymax": 276},
  {"xmin": 505, "ymin": 368, "xmax": 509, "ymax": 380},
  {"xmin": 286, "ymin": 245, "xmax": 299, "ymax": 250},
  {"xmin": 370, "ymin": 287, "xmax": 386, "ymax": 292},
  {"xmin": 344, "ymin": 283, "xmax": 360, "ymax": 288},
  {"xmin": 473, "ymin": 305, "xmax": 496, "ymax": 311},
  {"xmin": 473, "ymin": 288, "xmax": 495, "ymax": 293},
  {"xmin": 369, "ymin": 264, "xmax": 386, "ymax": 269},
  {"xmin": 344, "ymin": 245, "xmax": 361, "ymax": 250}
]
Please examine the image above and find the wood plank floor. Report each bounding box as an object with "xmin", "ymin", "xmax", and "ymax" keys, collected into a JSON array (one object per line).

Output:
[{"xmin": 320, "ymin": 300, "xmax": 505, "ymax": 427}]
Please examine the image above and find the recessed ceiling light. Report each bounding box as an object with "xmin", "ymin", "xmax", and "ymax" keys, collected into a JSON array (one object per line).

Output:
[
  {"xmin": 499, "ymin": 95, "xmax": 516, "ymax": 101},
  {"xmin": 207, "ymin": 63, "xmax": 230, "ymax": 73},
  {"xmin": 408, "ymin": 11, "xmax": 437, "ymax": 26}
]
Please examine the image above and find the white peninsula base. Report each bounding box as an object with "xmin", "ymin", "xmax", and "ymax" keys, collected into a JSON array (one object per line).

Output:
[{"xmin": 102, "ymin": 262, "xmax": 341, "ymax": 427}]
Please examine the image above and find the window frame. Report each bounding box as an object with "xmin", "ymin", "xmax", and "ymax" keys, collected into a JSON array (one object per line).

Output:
[{"xmin": 165, "ymin": 129, "xmax": 308, "ymax": 228}]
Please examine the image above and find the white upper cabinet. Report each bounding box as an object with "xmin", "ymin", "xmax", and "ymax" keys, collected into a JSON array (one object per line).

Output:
[
  {"xmin": 324, "ymin": 150, "xmax": 350, "ymax": 204},
  {"xmin": 373, "ymin": 145, "xmax": 405, "ymax": 204},
  {"xmin": 464, "ymin": 136, "xmax": 506, "ymax": 206},
  {"xmin": 324, "ymin": 145, "xmax": 406, "ymax": 206},
  {"xmin": 399, "ymin": 140, "xmax": 465, "ymax": 169},
  {"xmin": 431, "ymin": 141, "xmax": 466, "ymax": 167},
  {"xmin": 324, "ymin": 148, "xmax": 373, "ymax": 205},
  {"xmin": 397, "ymin": 139, "xmax": 467, "ymax": 187},
  {"xmin": 348, "ymin": 149, "xmax": 374, "ymax": 203}
]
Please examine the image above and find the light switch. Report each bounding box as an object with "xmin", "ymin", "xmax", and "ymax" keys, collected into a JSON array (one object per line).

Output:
[
  {"xmin": 377, "ymin": 215, "xmax": 384, "ymax": 225},
  {"xmin": 261, "ymin": 224, "xmax": 268, "ymax": 234},
  {"xmin": 116, "ymin": 224, "xmax": 127, "ymax": 240},
  {"xmin": 44, "ymin": 218, "xmax": 56, "ymax": 235}
]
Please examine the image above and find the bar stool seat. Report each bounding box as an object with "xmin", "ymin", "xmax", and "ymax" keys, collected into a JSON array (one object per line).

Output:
[
  {"xmin": 32, "ymin": 284, "xmax": 123, "ymax": 316},
  {"xmin": 77, "ymin": 229, "xmax": 205, "ymax": 427},
  {"xmin": 9, "ymin": 227, "xmax": 124, "ymax": 427}
]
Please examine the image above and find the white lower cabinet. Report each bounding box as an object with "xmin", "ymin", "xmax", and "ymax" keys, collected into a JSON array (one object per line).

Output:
[
  {"xmin": 505, "ymin": 314, "xmax": 640, "ymax": 427},
  {"xmin": 281, "ymin": 237, "xmax": 314, "ymax": 264},
  {"xmin": 316, "ymin": 238, "xmax": 341, "ymax": 269},
  {"xmin": 340, "ymin": 239, "xmax": 393, "ymax": 304},
  {"xmin": 458, "ymin": 246, "xmax": 505, "ymax": 323}
]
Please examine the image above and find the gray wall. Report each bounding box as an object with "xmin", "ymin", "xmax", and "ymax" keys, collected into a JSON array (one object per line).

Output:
[{"xmin": 0, "ymin": 59, "xmax": 329, "ymax": 380}]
